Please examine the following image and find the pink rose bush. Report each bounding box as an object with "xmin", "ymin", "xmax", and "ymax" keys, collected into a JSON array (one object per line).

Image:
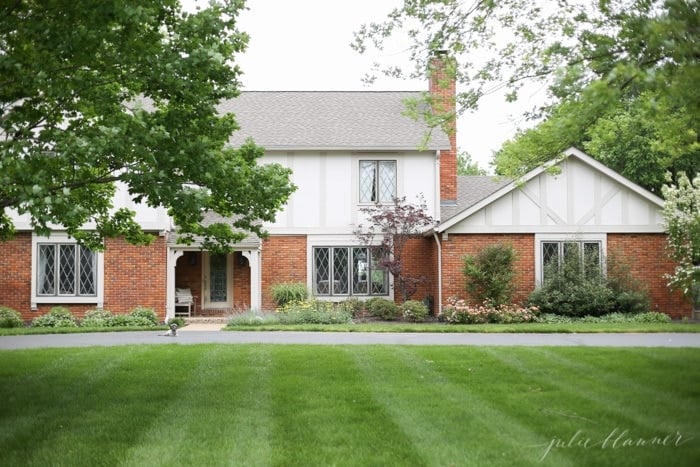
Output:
[{"xmin": 441, "ymin": 297, "xmax": 539, "ymax": 324}]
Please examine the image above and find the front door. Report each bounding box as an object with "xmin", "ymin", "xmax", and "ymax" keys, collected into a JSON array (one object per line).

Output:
[{"xmin": 202, "ymin": 252, "xmax": 233, "ymax": 309}]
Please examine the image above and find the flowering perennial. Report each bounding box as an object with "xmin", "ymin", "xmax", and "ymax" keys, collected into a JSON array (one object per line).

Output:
[{"xmin": 441, "ymin": 297, "xmax": 539, "ymax": 324}]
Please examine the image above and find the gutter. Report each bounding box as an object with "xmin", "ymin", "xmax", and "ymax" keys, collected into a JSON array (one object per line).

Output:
[{"xmin": 432, "ymin": 229, "xmax": 443, "ymax": 316}]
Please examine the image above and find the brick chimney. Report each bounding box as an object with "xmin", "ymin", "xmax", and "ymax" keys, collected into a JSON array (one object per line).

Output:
[{"xmin": 428, "ymin": 50, "xmax": 457, "ymax": 205}]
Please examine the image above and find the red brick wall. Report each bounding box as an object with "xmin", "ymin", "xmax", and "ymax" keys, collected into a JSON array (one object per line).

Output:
[
  {"xmin": 261, "ymin": 236, "xmax": 307, "ymax": 310},
  {"xmin": 103, "ymin": 236, "xmax": 167, "ymax": 316},
  {"xmin": 436, "ymin": 232, "xmax": 692, "ymax": 318},
  {"xmin": 233, "ymin": 251, "xmax": 251, "ymax": 310},
  {"xmin": 608, "ymin": 233, "xmax": 691, "ymax": 318},
  {"xmin": 440, "ymin": 234, "xmax": 535, "ymax": 307},
  {"xmin": 0, "ymin": 233, "xmax": 168, "ymax": 322},
  {"xmin": 429, "ymin": 53, "xmax": 457, "ymax": 204},
  {"xmin": 0, "ymin": 233, "xmax": 32, "ymax": 317},
  {"xmin": 400, "ymin": 237, "xmax": 437, "ymax": 309}
]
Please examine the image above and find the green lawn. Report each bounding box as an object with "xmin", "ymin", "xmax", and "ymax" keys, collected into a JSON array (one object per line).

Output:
[
  {"xmin": 224, "ymin": 321, "xmax": 700, "ymax": 333},
  {"xmin": 1, "ymin": 345, "xmax": 698, "ymax": 466}
]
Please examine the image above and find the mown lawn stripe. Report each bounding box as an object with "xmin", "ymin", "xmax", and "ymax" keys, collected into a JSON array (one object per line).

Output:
[
  {"xmin": 119, "ymin": 345, "xmax": 275, "ymax": 466},
  {"xmin": 267, "ymin": 345, "xmax": 427, "ymax": 466},
  {"xmin": 349, "ymin": 346, "xmax": 576, "ymax": 467},
  {"xmin": 477, "ymin": 346, "xmax": 700, "ymax": 465}
]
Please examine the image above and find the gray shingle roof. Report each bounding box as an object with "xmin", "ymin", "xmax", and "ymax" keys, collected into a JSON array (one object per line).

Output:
[
  {"xmin": 167, "ymin": 212, "xmax": 261, "ymax": 249},
  {"xmin": 218, "ymin": 91, "xmax": 451, "ymax": 151},
  {"xmin": 441, "ymin": 175, "xmax": 512, "ymax": 222}
]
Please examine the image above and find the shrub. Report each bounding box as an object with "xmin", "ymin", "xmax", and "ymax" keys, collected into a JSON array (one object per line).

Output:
[
  {"xmin": 367, "ymin": 298, "xmax": 400, "ymax": 320},
  {"xmin": 81, "ymin": 309, "xmax": 114, "ymax": 327},
  {"xmin": 337, "ymin": 298, "xmax": 367, "ymax": 317},
  {"xmin": 606, "ymin": 254, "xmax": 651, "ymax": 313},
  {"xmin": 128, "ymin": 307, "xmax": 159, "ymax": 326},
  {"xmin": 631, "ymin": 312, "xmax": 672, "ymax": 323},
  {"xmin": 271, "ymin": 282, "xmax": 308, "ymax": 307},
  {"xmin": 528, "ymin": 250, "xmax": 654, "ymax": 317},
  {"xmin": 31, "ymin": 306, "xmax": 78, "ymax": 328},
  {"xmin": 276, "ymin": 300, "xmax": 352, "ymax": 324},
  {"xmin": 0, "ymin": 306, "xmax": 24, "ymax": 328},
  {"xmin": 441, "ymin": 297, "xmax": 539, "ymax": 324},
  {"xmin": 400, "ymin": 300, "xmax": 429, "ymax": 322},
  {"xmin": 462, "ymin": 243, "xmax": 516, "ymax": 306}
]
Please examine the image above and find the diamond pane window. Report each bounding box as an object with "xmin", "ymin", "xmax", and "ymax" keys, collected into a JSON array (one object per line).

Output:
[
  {"xmin": 370, "ymin": 248, "xmax": 388, "ymax": 295},
  {"xmin": 37, "ymin": 243, "xmax": 97, "ymax": 297},
  {"xmin": 38, "ymin": 245, "xmax": 56, "ymax": 295},
  {"xmin": 58, "ymin": 245, "xmax": 76, "ymax": 295},
  {"xmin": 352, "ymin": 248, "xmax": 368, "ymax": 294},
  {"xmin": 79, "ymin": 248, "xmax": 96, "ymax": 295},
  {"xmin": 378, "ymin": 161, "xmax": 396, "ymax": 202},
  {"xmin": 313, "ymin": 246, "xmax": 389, "ymax": 297},
  {"xmin": 540, "ymin": 240, "xmax": 603, "ymax": 284},
  {"xmin": 333, "ymin": 248, "xmax": 349, "ymax": 294},
  {"xmin": 314, "ymin": 247, "xmax": 331, "ymax": 295},
  {"xmin": 359, "ymin": 160, "xmax": 396, "ymax": 203}
]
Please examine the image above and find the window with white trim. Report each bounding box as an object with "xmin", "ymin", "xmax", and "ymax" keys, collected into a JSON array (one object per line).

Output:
[
  {"xmin": 359, "ymin": 160, "xmax": 396, "ymax": 203},
  {"xmin": 540, "ymin": 240, "xmax": 602, "ymax": 284},
  {"xmin": 37, "ymin": 243, "xmax": 97, "ymax": 297},
  {"xmin": 313, "ymin": 246, "xmax": 388, "ymax": 296}
]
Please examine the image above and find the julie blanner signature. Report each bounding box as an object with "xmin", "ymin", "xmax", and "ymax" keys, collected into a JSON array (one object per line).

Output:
[{"xmin": 537, "ymin": 427, "xmax": 692, "ymax": 462}]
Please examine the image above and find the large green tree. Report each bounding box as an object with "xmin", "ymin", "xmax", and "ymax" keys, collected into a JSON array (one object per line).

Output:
[
  {"xmin": 353, "ymin": 0, "xmax": 699, "ymax": 191},
  {"xmin": 0, "ymin": 0, "xmax": 295, "ymax": 250}
]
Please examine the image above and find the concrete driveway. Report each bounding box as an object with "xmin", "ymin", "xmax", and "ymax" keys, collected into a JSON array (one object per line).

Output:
[{"xmin": 1, "ymin": 330, "xmax": 699, "ymax": 349}]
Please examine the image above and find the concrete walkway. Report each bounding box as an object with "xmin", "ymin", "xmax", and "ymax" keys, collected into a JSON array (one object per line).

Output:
[{"xmin": 1, "ymin": 330, "xmax": 699, "ymax": 349}]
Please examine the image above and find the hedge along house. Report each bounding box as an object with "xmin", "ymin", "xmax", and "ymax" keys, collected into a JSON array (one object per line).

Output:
[{"xmin": 433, "ymin": 147, "xmax": 692, "ymax": 319}]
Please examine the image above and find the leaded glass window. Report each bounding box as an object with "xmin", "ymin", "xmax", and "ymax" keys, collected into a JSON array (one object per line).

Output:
[
  {"xmin": 209, "ymin": 254, "xmax": 228, "ymax": 302},
  {"xmin": 359, "ymin": 160, "xmax": 396, "ymax": 203},
  {"xmin": 313, "ymin": 246, "xmax": 389, "ymax": 296},
  {"xmin": 37, "ymin": 243, "xmax": 96, "ymax": 297},
  {"xmin": 540, "ymin": 241, "xmax": 603, "ymax": 284}
]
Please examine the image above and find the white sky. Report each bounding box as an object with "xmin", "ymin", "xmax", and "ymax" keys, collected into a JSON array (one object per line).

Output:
[{"xmin": 189, "ymin": 0, "xmax": 544, "ymax": 172}]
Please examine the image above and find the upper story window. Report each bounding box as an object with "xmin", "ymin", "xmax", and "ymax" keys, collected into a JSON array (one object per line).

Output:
[
  {"xmin": 37, "ymin": 243, "xmax": 97, "ymax": 297},
  {"xmin": 359, "ymin": 160, "xmax": 396, "ymax": 203}
]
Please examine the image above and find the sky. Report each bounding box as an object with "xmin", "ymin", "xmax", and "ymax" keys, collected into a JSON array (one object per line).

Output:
[{"xmin": 189, "ymin": 0, "xmax": 545, "ymax": 172}]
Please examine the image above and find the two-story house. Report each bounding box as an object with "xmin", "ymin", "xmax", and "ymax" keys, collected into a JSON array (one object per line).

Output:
[{"xmin": 1, "ymin": 57, "xmax": 692, "ymax": 321}]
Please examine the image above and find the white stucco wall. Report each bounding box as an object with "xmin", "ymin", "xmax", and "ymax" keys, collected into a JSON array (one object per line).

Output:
[
  {"xmin": 8, "ymin": 181, "xmax": 171, "ymax": 233},
  {"xmin": 448, "ymin": 156, "xmax": 665, "ymax": 234},
  {"xmin": 261, "ymin": 150, "xmax": 438, "ymax": 234}
]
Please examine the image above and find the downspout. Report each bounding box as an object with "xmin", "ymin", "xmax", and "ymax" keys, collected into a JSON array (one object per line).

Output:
[{"xmin": 432, "ymin": 229, "xmax": 442, "ymax": 316}]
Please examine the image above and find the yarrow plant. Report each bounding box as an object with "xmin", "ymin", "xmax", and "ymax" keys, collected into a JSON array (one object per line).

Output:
[{"xmin": 441, "ymin": 297, "xmax": 539, "ymax": 324}]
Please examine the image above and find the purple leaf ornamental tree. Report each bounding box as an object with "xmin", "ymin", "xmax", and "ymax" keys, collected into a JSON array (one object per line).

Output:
[{"xmin": 355, "ymin": 196, "xmax": 435, "ymax": 302}]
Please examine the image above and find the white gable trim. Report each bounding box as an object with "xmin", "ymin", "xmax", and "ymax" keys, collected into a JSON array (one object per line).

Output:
[{"xmin": 436, "ymin": 147, "xmax": 665, "ymax": 233}]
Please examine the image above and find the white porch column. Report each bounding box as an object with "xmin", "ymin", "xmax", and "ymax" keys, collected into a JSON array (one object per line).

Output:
[
  {"xmin": 242, "ymin": 249, "xmax": 262, "ymax": 310},
  {"xmin": 166, "ymin": 249, "xmax": 184, "ymax": 320}
]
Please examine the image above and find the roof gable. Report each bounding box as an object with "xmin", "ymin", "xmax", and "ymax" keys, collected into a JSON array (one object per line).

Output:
[
  {"xmin": 437, "ymin": 147, "xmax": 666, "ymax": 234},
  {"xmin": 219, "ymin": 91, "xmax": 451, "ymax": 151}
]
